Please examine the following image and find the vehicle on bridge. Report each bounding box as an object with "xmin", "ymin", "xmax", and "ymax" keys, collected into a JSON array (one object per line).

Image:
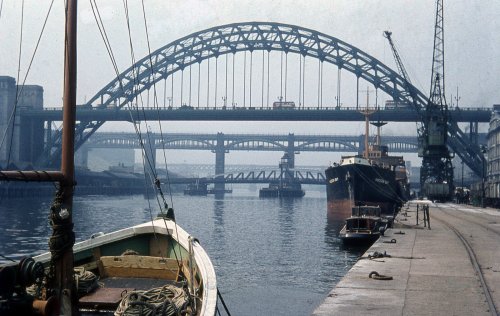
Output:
[
  {"xmin": 385, "ymin": 100, "xmax": 412, "ymax": 110},
  {"xmin": 273, "ymin": 100, "xmax": 296, "ymax": 109}
]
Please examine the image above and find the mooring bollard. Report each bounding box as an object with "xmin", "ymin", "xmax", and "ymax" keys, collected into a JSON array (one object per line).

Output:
[
  {"xmin": 425, "ymin": 205, "xmax": 431, "ymax": 229},
  {"xmin": 416, "ymin": 204, "xmax": 419, "ymax": 225}
]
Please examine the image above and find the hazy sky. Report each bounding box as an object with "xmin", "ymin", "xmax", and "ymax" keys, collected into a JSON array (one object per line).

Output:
[{"xmin": 0, "ymin": 1, "xmax": 498, "ymax": 166}]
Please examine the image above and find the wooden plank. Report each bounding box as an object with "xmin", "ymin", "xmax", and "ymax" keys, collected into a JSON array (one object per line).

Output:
[
  {"xmin": 149, "ymin": 236, "xmax": 169, "ymax": 257},
  {"xmin": 180, "ymin": 259, "xmax": 200, "ymax": 290},
  {"xmin": 100, "ymin": 256, "xmax": 180, "ymax": 280},
  {"xmin": 79, "ymin": 287, "xmax": 134, "ymax": 309}
]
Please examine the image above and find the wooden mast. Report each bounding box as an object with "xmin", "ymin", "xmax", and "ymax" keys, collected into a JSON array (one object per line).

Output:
[
  {"xmin": 0, "ymin": 1, "xmax": 78, "ymax": 314},
  {"xmin": 57, "ymin": 0, "xmax": 78, "ymax": 314}
]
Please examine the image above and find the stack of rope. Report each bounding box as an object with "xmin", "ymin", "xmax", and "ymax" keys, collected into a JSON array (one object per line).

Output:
[{"xmin": 115, "ymin": 285, "xmax": 191, "ymax": 316}]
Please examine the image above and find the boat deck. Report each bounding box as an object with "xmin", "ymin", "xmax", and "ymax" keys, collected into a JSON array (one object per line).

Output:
[
  {"xmin": 312, "ymin": 202, "xmax": 500, "ymax": 316},
  {"xmin": 80, "ymin": 277, "xmax": 180, "ymax": 315}
]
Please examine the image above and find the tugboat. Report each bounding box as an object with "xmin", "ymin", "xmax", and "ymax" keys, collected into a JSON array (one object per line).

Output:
[
  {"xmin": 259, "ymin": 154, "xmax": 305, "ymax": 198},
  {"xmin": 339, "ymin": 206, "xmax": 388, "ymax": 245}
]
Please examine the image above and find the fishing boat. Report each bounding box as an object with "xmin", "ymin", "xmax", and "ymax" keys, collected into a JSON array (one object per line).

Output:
[
  {"xmin": 339, "ymin": 206, "xmax": 388, "ymax": 245},
  {"xmin": 0, "ymin": 2, "xmax": 217, "ymax": 315},
  {"xmin": 325, "ymin": 103, "xmax": 408, "ymax": 220}
]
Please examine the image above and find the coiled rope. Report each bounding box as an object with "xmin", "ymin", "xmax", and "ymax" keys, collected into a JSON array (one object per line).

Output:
[
  {"xmin": 75, "ymin": 268, "xmax": 100, "ymax": 297},
  {"xmin": 115, "ymin": 285, "xmax": 190, "ymax": 316},
  {"xmin": 369, "ymin": 271, "xmax": 393, "ymax": 281}
]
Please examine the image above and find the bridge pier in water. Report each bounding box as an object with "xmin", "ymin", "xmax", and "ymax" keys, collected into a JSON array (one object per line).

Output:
[
  {"xmin": 214, "ymin": 132, "xmax": 226, "ymax": 194},
  {"xmin": 144, "ymin": 135, "xmax": 157, "ymax": 180},
  {"xmin": 286, "ymin": 133, "xmax": 296, "ymax": 169}
]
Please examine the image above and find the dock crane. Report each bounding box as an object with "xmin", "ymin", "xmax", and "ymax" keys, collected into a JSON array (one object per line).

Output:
[
  {"xmin": 420, "ymin": 0, "xmax": 454, "ymax": 200},
  {"xmin": 384, "ymin": 0, "xmax": 454, "ymax": 201}
]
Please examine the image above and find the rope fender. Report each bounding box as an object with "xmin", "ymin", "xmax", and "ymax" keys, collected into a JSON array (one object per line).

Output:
[{"xmin": 369, "ymin": 271, "xmax": 393, "ymax": 281}]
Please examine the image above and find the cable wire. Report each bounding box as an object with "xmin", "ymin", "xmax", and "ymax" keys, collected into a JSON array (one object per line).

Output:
[{"xmin": 0, "ymin": 0, "xmax": 54, "ymax": 156}]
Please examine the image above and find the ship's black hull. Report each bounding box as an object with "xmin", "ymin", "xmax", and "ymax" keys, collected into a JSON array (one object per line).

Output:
[{"xmin": 325, "ymin": 163, "xmax": 403, "ymax": 220}]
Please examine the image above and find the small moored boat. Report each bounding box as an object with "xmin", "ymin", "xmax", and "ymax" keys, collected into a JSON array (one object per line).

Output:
[{"xmin": 339, "ymin": 206, "xmax": 388, "ymax": 245}]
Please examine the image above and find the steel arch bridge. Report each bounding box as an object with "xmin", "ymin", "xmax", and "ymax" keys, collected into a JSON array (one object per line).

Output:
[{"xmin": 42, "ymin": 22, "xmax": 484, "ymax": 175}]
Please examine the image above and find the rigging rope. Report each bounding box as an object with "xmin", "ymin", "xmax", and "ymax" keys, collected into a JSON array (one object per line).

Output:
[
  {"xmin": 91, "ymin": 0, "xmax": 184, "ymax": 271},
  {"xmin": 5, "ymin": 0, "xmax": 25, "ymax": 166},
  {"xmin": 139, "ymin": 0, "xmax": 182, "ymax": 262},
  {"xmin": 0, "ymin": 0, "xmax": 54, "ymax": 158}
]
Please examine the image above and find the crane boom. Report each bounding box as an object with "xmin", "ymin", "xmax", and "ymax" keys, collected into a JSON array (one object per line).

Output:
[{"xmin": 383, "ymin": 31, "xmax": 412, "ymax": 87}]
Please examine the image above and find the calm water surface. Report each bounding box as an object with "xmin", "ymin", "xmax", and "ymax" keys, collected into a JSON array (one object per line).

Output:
[{"xmin": 0, "ymin": 186, "xmax": 364, "ymax": 315}]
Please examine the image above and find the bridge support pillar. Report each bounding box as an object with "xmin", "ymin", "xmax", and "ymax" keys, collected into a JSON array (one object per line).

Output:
[
  {"xmin": 286, "ymin": 133, "xmax": 296, "ymax": 169},
  {"xmin": 214, "ymin": 132, "xmax": 226, "ymax": 194},
  {"xmin": 144, "ymin": 134, "xmax": 157, "ymax": 179},
  {"xmin": 470, "ymin": 121, "xmax": 479, "ymax": 145},
  {"xmin": 75, "ymin": 143, "xmax": 89, "ymax": 169}
]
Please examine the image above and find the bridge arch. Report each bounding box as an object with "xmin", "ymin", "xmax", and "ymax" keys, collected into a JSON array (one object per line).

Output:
[{"xmin": 45, "ymin": 21, "xmax": 429, "ymax": 166}]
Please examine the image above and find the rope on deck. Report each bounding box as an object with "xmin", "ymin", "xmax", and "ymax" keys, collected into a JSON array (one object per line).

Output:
[{"xmin": 115, "ymin": 284, "xmax": 190, "ymax": 316}]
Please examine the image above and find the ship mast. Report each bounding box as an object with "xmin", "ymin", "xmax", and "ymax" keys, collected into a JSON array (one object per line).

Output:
[{"xmin": 360, "ymin": 88, "xmax": 375, "ymax": 159}]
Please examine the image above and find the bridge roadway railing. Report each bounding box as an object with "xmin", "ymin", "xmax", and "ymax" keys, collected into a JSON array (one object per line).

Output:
[{"xmin": 22, "ymin": 106, "xmax": 492, "ymax": 123}]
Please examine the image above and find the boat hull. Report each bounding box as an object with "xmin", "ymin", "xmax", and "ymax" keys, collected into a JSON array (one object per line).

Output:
[
  {"xmin": 339, "ymin": 231, "xmax": 380, "ymax": 245},
  {"xmin": 326, "ymin": 163, "xmax": 401, "ymax": 220},
  {"xmin": 33, "ymin": 218, "xmax": 217, "ymax": 316}
]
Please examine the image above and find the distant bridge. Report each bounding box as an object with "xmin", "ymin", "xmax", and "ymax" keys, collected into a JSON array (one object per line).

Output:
[{"xmin": 84, "ymin": 132, "xmax": 424, "ymax": 154}]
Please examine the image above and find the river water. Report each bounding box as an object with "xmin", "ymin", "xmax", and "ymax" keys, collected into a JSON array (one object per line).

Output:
[{"xmin": 0, "ymin": 185, "xmax": 364, "ymax": 315}]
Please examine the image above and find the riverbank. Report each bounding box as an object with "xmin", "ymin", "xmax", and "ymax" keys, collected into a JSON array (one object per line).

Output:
[{"xmin": 312, "ymin": 201, "xmax": 500, "ymax": 316}]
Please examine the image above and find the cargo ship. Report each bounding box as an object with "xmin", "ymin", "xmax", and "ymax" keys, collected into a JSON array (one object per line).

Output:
[{"xmin": 325, "ymin": 110, "xmax": 409, "ymax": 220}]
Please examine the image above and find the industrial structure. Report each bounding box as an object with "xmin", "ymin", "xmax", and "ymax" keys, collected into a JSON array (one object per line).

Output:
[
  {"xmin": 418, "ymin": 0, "xmax": 455, "ymax": 200},
  {"xmin": 384, "ymin": 0, "xmax": 483, "ymax": 200}
]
